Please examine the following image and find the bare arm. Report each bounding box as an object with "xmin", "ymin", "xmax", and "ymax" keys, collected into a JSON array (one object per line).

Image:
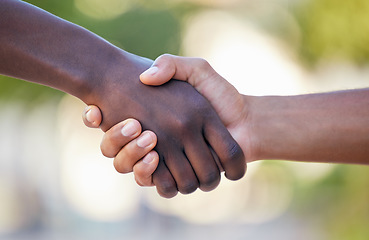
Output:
[
  {"xmin": 83, "ymin": 55, "xmax": 369, "ymax": 188},
  {"xmin": 140, "ymin": 55, "xmax": 369, "ymax": 165},
  {"xmin": 0, "ymin": 1, "xmax": 246, "ymax": 197},
  {"xmin": 252, "ymin": 90, "xmax": 369, "ymax": 164},
  {"xmin": 0, "ymin": 0, "xmax": 116, "ymax": 101}
]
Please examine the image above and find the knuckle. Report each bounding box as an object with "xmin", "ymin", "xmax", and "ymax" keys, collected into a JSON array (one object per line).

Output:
[
  {"xmin": 178, "ymin": 180, "xmax": 199, "ymax": 195},
  {"xmin": 153, "ymin": 166, "xmax": 178, "ymax": 198},
  {"xmin": 193, "ymin": 58, "xmax": 217, "ymax": 81},
  {"xmin": 135, "ymin": 177, "xmax": 144, "ymax": 187},
  {"xmin": 192, "ymin": 58, "xmax": 211, "ymax": 73},
  {"xmin": 100, "ymin": 140, "xmax": 114, "ymax": 158},
  {"xmin": 222, "ymin": 142, "xmax": 244, "ymax": 165},
  {"xmin": 133, "ymin": 164, "xmax": 145, "ymax": 177},
  {"xmin": 199, "ymin": 171, "xmax": 220, "ymax": 191},
  {"xmin": 133, "ymin": 164, "xmax": 151, "ymax": 182},
  {"xmin": 113, "ymin": 158, "xmax": 131, "ymax": 174},
  {"xmin": 222, "ymin": 143, "xmax": 246, "ymax": 181},
  {"xmin": 196, "ymin": 58, "xmax": 210, "ymax": 68},
  {"xmin": 158, "ymin": 53, "xmax": 174, "ymax": 61},
  {"xmin": 158, "ymin": 182, "xmax": 178, "ymax": 198},
  {"xmin": 100, "ymin": 130, "xmax": 122, "ymax": 158},
  {"xmin": 170, "ymin": 116, "xmax": 194, "ymax": 135},
  {"xmin": 110, "ymin": 130, "xmax": 124, "ymax": 143},
  {"xmin": 225, "ymin": 168, "xmax": 246, "ymax": 181},
  {"xmin": 177, "ymin": 118, "xmax": 190, "ymax": 130},
  {"xmin": 135, "ymin": 174, "xmax": 153, "ymax": 187}
]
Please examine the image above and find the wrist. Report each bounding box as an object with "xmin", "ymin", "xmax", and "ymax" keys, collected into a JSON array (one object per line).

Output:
[
  {"xmin": 76, "ymin": 47, "xmax": 151, "ymax": 103},
  {"xmin": 82, "ymin": 49, "xmax": 153, "ymax": 131},
  {"xmin": 249, "ymin": 95, "xmax": 314, "ymax": 162},
  {"xmin": 244, "ymin": 95, "xmax": 290, "ymax": 162},
  {"xmin": 74, "ymin": 46, "xmax": 123, "ymax": 103},
  {"xmin": 238, "ymin": 95, "xmax": 264, "ymax": 162}
]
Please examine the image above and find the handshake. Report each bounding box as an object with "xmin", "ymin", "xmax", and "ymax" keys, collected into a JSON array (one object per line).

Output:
[
  {"xmin": 82, "ymin": 53, "xmax": 369, "ymax": 198},
  {"xmin": 2, "ymin": 0, "xmax": 368, "ymax": 200},
  {"xmin": 82, "ymin": 54, "xmax": 249, "ymax": 198}
]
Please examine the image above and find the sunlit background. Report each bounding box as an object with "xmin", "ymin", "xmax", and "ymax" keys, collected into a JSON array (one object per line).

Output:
[{"xmin": 1, "ymin": 0, "xmax": 369, "ymax": 239}]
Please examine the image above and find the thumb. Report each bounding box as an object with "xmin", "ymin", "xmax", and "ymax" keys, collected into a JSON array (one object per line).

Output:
[
  {"xmin": 82, "ymin": 105, "xmax": 102, "ymax": 128},
  {"xmin": 140, "ymin": 66, "xmax": 168, "ymax": 86},
  {"xmin": 140, "ymin": 54, "xmax": 186, "ymax": 86}
]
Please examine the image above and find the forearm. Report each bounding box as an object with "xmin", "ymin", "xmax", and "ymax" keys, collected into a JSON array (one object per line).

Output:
[
  {"xmin": 0, "ymin": 0, "xmax": 128, "ymax": 102},
  {"xmin": 0, "ymin": 2, "xmax": 247, "ymax": 196},
  {"xmin": 249, "ymin": 89, "xmax": 369, "ymax": 164}
]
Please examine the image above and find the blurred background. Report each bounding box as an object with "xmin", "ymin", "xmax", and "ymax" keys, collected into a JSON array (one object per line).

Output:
[{"xmin": 1, "ymin": 0, "xmax": 369, "ymax": 239}]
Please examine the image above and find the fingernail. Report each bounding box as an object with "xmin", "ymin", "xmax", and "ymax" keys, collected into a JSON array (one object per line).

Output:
[
  {"xmin": 137, "ymin": 132, "xmax": 153, "ymax": 148},
  {"xmin": 121, "ymin": 121, "xmax": 138, "ymax": 137},
  {"xmin": 141, "ymin": 66, "xmax": 158, "ymax": 77},
  {"xmin": 142, "ymin": 152, "xmax": 155, "ymax": 164},
  {"xmin": 85, "ymin": 108, "xmax": 93, "ymax": 123}
]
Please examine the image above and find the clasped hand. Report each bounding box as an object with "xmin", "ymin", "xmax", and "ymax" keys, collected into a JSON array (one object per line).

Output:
[{"xmin": 89, "ymin": 54, "xmax": 246, "ymax": 198}]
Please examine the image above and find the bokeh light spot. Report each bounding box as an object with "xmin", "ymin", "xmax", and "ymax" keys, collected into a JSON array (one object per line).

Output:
[
  {"xmin": 57, "ymin": 95, "xmax": 140, "ymax": 222},
  {"xmin": 74, "ymin": 0, "xmax": 134, "ymax": 20}
]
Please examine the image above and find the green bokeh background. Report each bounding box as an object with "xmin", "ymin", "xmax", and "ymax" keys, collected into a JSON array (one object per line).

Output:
[{"xmin": 1, "ymin": 1, "xmax": 368, "ymax": 239}]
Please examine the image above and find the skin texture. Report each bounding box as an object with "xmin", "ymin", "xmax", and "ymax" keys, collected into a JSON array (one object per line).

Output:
[
  {"xmin": 140, "ymin": 55, "xmax": 369, "ymax": 165},
  {"xmin": 83, "ymin": 109, "xmax": 160, "ymax": 186},
  {"xmin": 0, "ymin": 1, "xmax": 245, "ymax": 198},
  {"xmin": 84, "ymin": 54, "xmax": 369, "ymax": 188}
]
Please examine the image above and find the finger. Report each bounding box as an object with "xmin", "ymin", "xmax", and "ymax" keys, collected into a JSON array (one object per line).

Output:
[
  {"xmin": 204, "ymin": 117, "xmax": 246, "ymax": 181},
  {"xmin": 153, "ymin": 158, "xmax": 178, "ymax": 198},
  {"xmin": 184, "ymin": 138, "xmax": 221, "ymax": 192},
  {"xmin": 210, "ymin": 147, "xmax": 224, "ymax": 172},
  {"xmin": 114, "ymin": 130, "xmax": 157, "ymax": 174},
  {"xmin": 142, "ymin": 55, "xmax": 240, "ymax": 129},
  {"xmin": 82, "ymin": 105, "xmax": 102, "ymax": 128},
  {"xmin": 133, "ymin": 151, "xmax": 159, "ymax": 187},
  {"xmin": 100, "ymin": 119, "xmax": 142, "ymax": 158},
  {"xmin": 163, "ymin": 150, "xmax": 199, "ymax": 195},
  {"xmin": 140, "ymin": 54, "xmax": 216, "ymax": 86}
]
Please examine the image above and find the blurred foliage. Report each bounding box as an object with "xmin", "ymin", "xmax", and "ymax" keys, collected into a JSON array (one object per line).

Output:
[
  {"xmin": 1, "ymin": 0, "xmax": 369, "ymax": 99},
  {"xmin": 294, "ymin": 0, "xmax": 369, "ymax": 66},
  {"xmin": 290, "ymin": 1, "xmax": 369, "ymax": 235},
  {"xmin": 1, "ymin": 1, "xmax": 369, "ymax": 239},
  {"xmin": 89, "ymin": 8, "xmax": 181, "ymax": 59},
  {"xmin": 292, "ymin": 164, "xmax": 369, "ymax": 240},
  {"xmin": 1, "ymin": 0, "xmax": 196, "ymax": 104},
  {"xmin": 0, "ymin": 75, "xmax": 64, "ymax": 104}
]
